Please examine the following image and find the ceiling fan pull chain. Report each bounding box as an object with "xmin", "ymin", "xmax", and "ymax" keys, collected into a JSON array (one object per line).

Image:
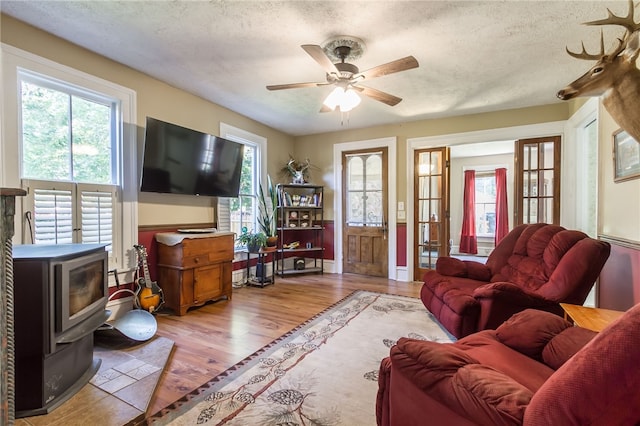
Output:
[{"xmin": 341, "ymin": 111, "xmax": 351, "ymax": 127}]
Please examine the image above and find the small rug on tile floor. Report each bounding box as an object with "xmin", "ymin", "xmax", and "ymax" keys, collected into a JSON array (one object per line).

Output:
[{"xmin": 146, "ymin": 290, "xmax": 455, "ymax": 425}]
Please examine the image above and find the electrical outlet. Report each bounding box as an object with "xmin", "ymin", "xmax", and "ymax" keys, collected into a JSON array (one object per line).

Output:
[{"xmin": 398, "ymin": 210, "xmax": 406, "ymax": 220}]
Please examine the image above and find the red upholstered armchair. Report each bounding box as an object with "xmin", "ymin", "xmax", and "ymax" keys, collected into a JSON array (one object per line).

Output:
[
  {"xmin": 377, "ymin": 306, "xmax": 640, "ymax": 426},
  {"xmin": 421, "ymin": 223, "xmax": 611, "ymax": 338}
]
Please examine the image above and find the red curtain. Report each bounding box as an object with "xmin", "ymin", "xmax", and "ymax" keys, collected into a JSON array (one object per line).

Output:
[
  {"xmin": 495, "ymin": 167, "xmax": 509, "ymax": 245},
  {"xmin": 459, "ymin": 170, "xmax": 477, "ymax": 254}
]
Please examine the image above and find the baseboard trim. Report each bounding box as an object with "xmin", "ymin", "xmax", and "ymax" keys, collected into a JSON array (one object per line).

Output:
[{"xmin": 396, "ymin": 266, "xmax": 409, "ymax": 282}]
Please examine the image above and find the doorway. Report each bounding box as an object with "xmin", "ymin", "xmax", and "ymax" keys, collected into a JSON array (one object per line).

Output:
[
  {"xmin": 333, "ymin": 137, "xmax": 397, "ymax": 279},
  {"xmin": 342, "ymin": 148, "xmax": 388, "ymax": 276},
  {"xmin": 407, "ymin": 122, "xmax": 566, "ymax": 281},
  {"xmin": 448, "ymin": 141, "xmax": 515, "ymax": 258}
]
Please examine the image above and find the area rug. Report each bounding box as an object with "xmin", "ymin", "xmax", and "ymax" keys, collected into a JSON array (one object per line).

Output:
[{"xmin": 147, "ymin": 290, "xmax": 455, "ymax": 425}]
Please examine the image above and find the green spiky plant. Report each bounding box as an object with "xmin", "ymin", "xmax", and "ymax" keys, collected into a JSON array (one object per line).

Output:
[{"xmin": 257, "ymin": 175, "xmax": 278, "ymax": 242}]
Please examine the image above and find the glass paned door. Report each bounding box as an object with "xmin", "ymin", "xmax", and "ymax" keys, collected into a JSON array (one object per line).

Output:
[
  {"xmin": 414, "ymin": 147, "xmax": 449, "ymax": 279},
  {"xmin": 515, "ymin": 136, "xmax": 561, "ymax": 225},
  {"xmin": 343, "ymin": 149, "xmax": 388, "ymax": 277}
]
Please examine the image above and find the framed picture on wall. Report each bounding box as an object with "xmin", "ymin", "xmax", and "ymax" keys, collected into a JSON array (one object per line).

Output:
[{"xmin": 613, "ymin": 129, "xmax": 640, "ymax": 183}]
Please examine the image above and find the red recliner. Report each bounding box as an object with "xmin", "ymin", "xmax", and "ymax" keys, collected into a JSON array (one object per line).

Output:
[
  {"xmin": 421, "ymin": 223, "xmax": 611, "ymax": 338},
  {"xmin": 377, "ymin": 306, "xmax": 640, "ymax": 426}
]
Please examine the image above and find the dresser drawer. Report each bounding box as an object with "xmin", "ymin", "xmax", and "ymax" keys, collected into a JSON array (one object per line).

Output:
[
  {"xmin": 158, "ymin": 234, "xmax": 234, "ymax": 268},
  {"xmin": 182, "ymin": 235, "xmax": 234, "ymax": 263},
  {"xmin": 181, "ymin": 254, "xmax": 211, "ymax": 268}
]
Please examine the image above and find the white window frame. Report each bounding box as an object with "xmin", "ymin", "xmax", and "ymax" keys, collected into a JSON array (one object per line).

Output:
[
  {"xmin": 236, "ymin": 144, "xmax": 258, "ymax": 234},
  {"xmin": 474, "ymin": 170, "xmax": 497, "ymax": 238},
  {"xmin": 1, "ymin": 44, "xmax": 138, "ymax": 285},
  {"xmin": 19, "ymin": 69, "xmax": 120, "ymax": 183},
  {"xmin": 219, "ymin": 123, "xmax": 267, "ymax": 251}
]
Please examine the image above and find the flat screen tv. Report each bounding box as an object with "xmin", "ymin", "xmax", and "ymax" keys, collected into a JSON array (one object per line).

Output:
[{"xmin": 140, "ymin": 117, "xmax": 244, "ymax": 197}]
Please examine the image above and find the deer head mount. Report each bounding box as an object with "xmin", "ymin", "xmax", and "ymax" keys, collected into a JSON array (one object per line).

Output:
[{"xmin": 557, "ymin": 0, "xmax": 640, "ymax": 143}]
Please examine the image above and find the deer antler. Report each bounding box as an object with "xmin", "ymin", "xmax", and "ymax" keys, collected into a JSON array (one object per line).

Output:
[
  {"xmin": 566, "ymin": 31, "xmax": 606, "ymax": 60},
  {"xmin": 584, "ymin": 0, "xmax": 640, "ymax": 33},
  {"xmin": 566, "ymin": 1, "xmax": 639, "ymax": 60},
  {"xmin": 299, "ymin": 159, "xmax": 311, "ymax": 172}
]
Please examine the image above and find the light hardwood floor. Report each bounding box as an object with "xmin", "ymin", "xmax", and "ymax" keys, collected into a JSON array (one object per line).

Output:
[{"xmin": 147, "ymin": 273, "xmax": 423, "ymax": 417}]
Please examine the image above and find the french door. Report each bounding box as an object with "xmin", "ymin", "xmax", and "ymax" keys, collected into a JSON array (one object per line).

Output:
[
  {"xmin": 342, "ymin": 148, "xmax": 388, "ymax": 277},
  {"xmin": 514, "ymin": 136, "xmax": 561, "ymax": 225},
  {"xmin": 414, "ymin": 147, "xmax": 450, "ymax": 280}
]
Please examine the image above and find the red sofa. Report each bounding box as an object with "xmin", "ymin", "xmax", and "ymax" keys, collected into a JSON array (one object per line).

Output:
[
  {"xmin": 377, "ymin": 306, "xmax": 640, "ymax": 426},
  {"xmin": 421, "ymin": 223, "xmax": 611, "ymax": 338}
]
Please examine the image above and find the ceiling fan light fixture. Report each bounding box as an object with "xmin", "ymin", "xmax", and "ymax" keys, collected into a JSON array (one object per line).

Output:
[
  {"xmin": 323, "ymin": 86, "xmax": 362, "ymax": 112},
  {"xmin": 340, "ymin": 88, "xmax": 361, "ymax": 112},
  {"xmin": 323, "ymin": 86, "xmax": 345, "ymax": 111}
]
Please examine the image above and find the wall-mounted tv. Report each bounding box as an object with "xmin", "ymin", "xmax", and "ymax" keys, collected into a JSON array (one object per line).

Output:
[{"xmin": 140, "ymin": 117, "xmax": 244, "ymax": 197}]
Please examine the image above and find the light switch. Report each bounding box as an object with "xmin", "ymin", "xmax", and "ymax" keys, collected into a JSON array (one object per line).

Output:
[{"xmin": 398, "ymin": 201, "xmax": 405, "ymax": 211}]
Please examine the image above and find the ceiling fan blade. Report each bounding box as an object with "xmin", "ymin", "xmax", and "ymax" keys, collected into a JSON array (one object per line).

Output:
[
  {"xmin": 301, "ymin": 44, "xmax": 339, "ymax": 75},
  {"xmin": 356, "ymin": 86, "xmax": 403, "ymax": 106},
  {"xmin": 356, "ymin": 56, "xmax": 419, "ymax": 80},
  {"xmin": 266, "ymin": 82, "xmax": 327, "ymax": 91}
]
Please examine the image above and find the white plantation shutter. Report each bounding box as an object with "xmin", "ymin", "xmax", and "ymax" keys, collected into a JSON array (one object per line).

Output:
[
  {"xmin": 217, "ymin": 197, "xmax": 231, "ymax": 232},
  {"xmin": 32, "ymin": 186, "xmax": 74, "ymax": 244},
  {"xmin": 23, "ymin": 180, "xmax": 117, "ymax": 256},
  {"xmin": 80, "ymin": 185, "xmax": 115, "ymax": 251}
]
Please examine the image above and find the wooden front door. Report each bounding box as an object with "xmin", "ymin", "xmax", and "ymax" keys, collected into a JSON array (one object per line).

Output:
[
  {"xmin": 514, "ymin": 136, "xmax": 561, "ymax": 225},
  {"xmin": 342, "ymin": 149, "xmax": 388, "ymax": 277},
  {"xmin": 414, "ymin": 147, "xmax": 450, "ymax": 280}
]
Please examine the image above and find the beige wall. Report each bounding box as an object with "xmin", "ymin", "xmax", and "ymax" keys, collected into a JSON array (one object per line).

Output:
[
  {"xmin": 598, "ymin": 106, "xmax": 640, "ymax": 242},
  {"xmin": 294, "ymin": 104, "xmax": 570, "ymax": 220},
  {"xmin": 293, "ymin": 102, "xmax": 639, "ymax": 243},
  {"xmin": 1, "ymin": 14, "xmax": 295, "ymax": 226}
]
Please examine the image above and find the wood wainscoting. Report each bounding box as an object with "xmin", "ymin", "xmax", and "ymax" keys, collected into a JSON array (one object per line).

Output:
[{"xmin": 598, "ymin": 235, "xmax": 640, "ymax": 311}]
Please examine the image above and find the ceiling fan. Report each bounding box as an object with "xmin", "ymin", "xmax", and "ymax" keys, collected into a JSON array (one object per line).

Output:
[{"xmin": 266, "ymin": 37, "xmax": 419, "ymax": 112}]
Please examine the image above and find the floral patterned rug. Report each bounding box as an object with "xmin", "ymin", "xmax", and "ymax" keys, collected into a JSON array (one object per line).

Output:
[{"xmin": 147, "ymin": 290, "xmax": 455, "ymax": 425}]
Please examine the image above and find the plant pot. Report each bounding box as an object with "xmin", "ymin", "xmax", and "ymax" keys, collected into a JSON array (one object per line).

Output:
[
  {"xmin": 266, "ymin": 236, "xmax": 278, "ymax": 247},
  {"xmin": 247, "ymin": 242, "xmax": 262, "ymax": 253}
]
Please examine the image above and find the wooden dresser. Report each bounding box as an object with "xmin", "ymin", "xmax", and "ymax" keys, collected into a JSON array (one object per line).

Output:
[{"xmin": 156, "ymin": 232, "xmax": 234, "ymax": 315}]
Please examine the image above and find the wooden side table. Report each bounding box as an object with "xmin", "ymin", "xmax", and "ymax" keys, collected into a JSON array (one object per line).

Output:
[{"xmin": 560, "ymin": 303, "xmax": 625, "ymax": 332}]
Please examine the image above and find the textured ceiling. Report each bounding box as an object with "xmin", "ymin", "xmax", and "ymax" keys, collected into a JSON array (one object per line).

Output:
[{"xmin": 0, "ymin": 1, "xmax": 631, "ymax": 136}]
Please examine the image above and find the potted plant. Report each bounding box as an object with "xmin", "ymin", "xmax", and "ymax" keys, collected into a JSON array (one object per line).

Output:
[
  {"xmin": 236, "ymin": 227, "xmax": 267, "ymax": 253},
  {"xmin": 257, "ymin": 175, "xmax": 278, "ymax": 249}
]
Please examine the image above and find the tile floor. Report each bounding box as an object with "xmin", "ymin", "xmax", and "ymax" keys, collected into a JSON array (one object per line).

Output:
[{"xmin": 15, "ymin": 333, "xmax": 174, "ymax": 426}]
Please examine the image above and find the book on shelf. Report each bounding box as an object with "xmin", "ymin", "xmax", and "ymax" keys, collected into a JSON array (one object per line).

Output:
[{"xmin": 278, "ymin": 190, "xmax": 322, "ymax": 207}]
